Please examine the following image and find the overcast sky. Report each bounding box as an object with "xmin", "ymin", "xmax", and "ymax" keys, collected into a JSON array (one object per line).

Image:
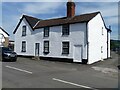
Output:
[{"xmin": 1, "ymin": 0, "xmax": 119, "ymax": 40}]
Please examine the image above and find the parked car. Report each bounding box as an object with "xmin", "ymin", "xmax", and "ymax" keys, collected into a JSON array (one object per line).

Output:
[{"xmin": 0, "ymin": 47, "xmax": 17, "ymax": 62}]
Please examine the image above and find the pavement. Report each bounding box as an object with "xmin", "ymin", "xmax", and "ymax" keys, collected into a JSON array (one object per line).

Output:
[{"xmin": 2, "ymin": 51, "xmax": 119, "ymax": 89}]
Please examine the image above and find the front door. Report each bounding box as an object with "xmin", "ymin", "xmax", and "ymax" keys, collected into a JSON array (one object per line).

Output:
[
  {"xmin": 35, "ymin": 43, "xmax": 39, "ymax": 56},
  {"xmin": 73, "ymin": 45, "xmax": 82, "ymax": 62}
]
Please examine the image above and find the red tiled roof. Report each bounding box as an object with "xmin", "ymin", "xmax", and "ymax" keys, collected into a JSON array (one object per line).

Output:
[{"xmin": 34, "ymin": 12, "xmax": 99, "ymax": 29}]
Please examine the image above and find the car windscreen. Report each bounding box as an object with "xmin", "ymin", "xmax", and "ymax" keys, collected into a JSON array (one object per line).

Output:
[{"xmin": 2, "ymin": 47, "xmax": 12, "ymax": 52}]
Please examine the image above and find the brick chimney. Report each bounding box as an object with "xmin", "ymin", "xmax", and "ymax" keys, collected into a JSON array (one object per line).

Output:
[{"xmin": 67, "ymin": 0, "xmax": 75, "ymax": 18}]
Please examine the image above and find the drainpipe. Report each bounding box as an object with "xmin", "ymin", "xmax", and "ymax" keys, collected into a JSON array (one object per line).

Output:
[
  {"xmin": 86, "ymin": 22, "xmax": 89, "ymax": 64},
  {"xmin": 107, "ymin": 29, "xmax": 108, "ymax": 59}
]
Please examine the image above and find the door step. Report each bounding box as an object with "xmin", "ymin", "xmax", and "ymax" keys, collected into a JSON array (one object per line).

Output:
[{"xmin": 32, "ymin": 56, "xmax": 40, "ymax": 60}]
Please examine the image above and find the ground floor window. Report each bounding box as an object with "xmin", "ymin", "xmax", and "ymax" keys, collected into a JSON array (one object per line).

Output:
[
  {"xmin": 62, "ymin": 42, "xmax": 69, "ymax": 54},
  {"xmin": 44, "ymin": 41, "xmax": 49, "ymax": 54},
  {"xmin": 21, "ymin": 41, "xmax": 26, "ymax": 52}
]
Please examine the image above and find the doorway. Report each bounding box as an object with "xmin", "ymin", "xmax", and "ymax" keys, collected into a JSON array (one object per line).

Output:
[{"xmin": 35, "ymin": 43, "xmax": 40, "ymax": 56}]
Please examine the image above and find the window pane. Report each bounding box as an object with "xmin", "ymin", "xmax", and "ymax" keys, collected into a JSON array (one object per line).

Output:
[
  {"xmin": 44, "ymin": 48, "xmax": 49, "ymax": 52},
  {"xmin": 63, "ymin": 48, "xmax": 69, "ymax": 54},
  {"xmin": 63, "ymin": 43, "xmax": 69, "ymax": 48},
  {"xmin": 44, "ymin": 42, "xmax": 49, "ymax": 47}
]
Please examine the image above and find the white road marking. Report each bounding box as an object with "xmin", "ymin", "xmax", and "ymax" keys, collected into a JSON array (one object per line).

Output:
[
  {"xmin": 5, "ymin": 65, "xmax": 33, "ymax": 74},
  {"xmin": 53, "ymin": 78, "xmax": 98, "ymax": 90}
]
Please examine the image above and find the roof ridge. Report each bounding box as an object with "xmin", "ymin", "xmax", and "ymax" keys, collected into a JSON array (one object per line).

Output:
[
  {"xmin": 75, "ymin": 11, "xmax": 100, "ymax": 17},
  {"xmin": 41, "ymin": 17, "xmax": 67, "ymax": 21},
  {"xmin": 34, "ymin": 11, "xmax": 100, "ymax": 29},
  {"xmin": 37, "ymin": 11, "xmax": 100, "ymax": 21},
  {"xmin": 23, "ymin": 11, "xmax": 100, "ymax": 22}
]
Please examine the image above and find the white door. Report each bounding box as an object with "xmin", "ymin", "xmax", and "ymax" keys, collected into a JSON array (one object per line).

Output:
[{"xmin": 73, "ymin": 45, "xmax": 82, "ymax": 62}]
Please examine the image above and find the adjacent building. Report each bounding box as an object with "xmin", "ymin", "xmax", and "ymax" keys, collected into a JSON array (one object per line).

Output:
[
  {"xmin": 0, "ymin": 27, "xmax": 9, "ymax": 47},
  {"xmin": 13, "ymin": 1, "xmax": 111, "ymax": 64}
]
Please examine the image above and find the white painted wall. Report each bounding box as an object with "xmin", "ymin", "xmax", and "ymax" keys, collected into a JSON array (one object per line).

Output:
[
  {"xmin": 0, "ymin": 28, "xmax": 9, "ymax": 46},
  {"xmin": 108, "ymin": 32, "xmax": 111, "ymax": 57},
  {"xmin": 14, "ymin": 18, "xmax": 87, "ymax": 61},
  {"xmin": 88, "ymin": 13, "xmax": 108, "ymax": 64}
]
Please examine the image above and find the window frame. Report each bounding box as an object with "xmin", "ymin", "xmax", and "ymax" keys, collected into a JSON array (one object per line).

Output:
[
  {"xmin": 62, "ymin": 42, "xmax": 69, "ymax": 54},
  {"xmin": 62, "ymin": 24, "xmax": 69, "ymax": 36},
  {"xmin": 43, "ymin": 41, "xmax": 49, "ymax": 54},
  {"xmin": 44, "ymin": 27, "xmax": 49, "ymax": 37},
  {"xmin": 21, "ymin": 41, "xmax": 26, "ymax": 52},
  {"xmin": 22, "ymin": 25, "xmax": 26, "ymax": 36}
]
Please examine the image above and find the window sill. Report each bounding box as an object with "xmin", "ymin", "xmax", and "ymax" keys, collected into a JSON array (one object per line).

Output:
[
  {"xmin": 62, "ymin": 53, "xmax": 69, "ymax": 56},
  {"xmin": 21, "ymin": 51, "xmax": 26, "ymax": 52},
  {"xmin": 21, "ymin": 35, "xmax": 26, "ymax": 37},
  {"xmin": 43, "ymin": 52, "xmax": 49, "ymax": 54},
  {"xmin": 62, "ymin": 35, "xmax": 69, "ymax": 37}
]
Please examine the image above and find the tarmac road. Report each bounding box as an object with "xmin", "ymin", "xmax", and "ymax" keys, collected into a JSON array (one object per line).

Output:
[{"xmin": 2, "ymin": 52, "xmax": 118, "ymax": 89}]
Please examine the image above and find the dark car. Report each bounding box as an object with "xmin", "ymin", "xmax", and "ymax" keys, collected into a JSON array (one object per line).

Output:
[
  {"xmin": 118, "ymin": 65, "xmax": 120, "ymax": 70},
  {"xmin": 0, "ymin": 47, "xmax": 17, "ymax": 62}
]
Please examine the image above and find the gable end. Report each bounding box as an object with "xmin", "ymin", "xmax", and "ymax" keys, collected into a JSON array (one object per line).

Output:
[
  {"xmin": 0, "ymin": 27, "xmax": 9, "ymax": 36},
  {"xmin": 13, "ymin": 15, "xmax": 40, "ymax": 34}
]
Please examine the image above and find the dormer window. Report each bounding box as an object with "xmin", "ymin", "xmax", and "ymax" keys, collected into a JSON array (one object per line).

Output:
[
  {"xmin": 62, "ymin": 24, "xmax": 69, "ymax": 35},
  {"xmin": 44, "ymin": 27, "xmax": 49, "ymax": 37},
  {"xmin": 22, "ymin": 25, "xmax": 26, "ymax": 36}
]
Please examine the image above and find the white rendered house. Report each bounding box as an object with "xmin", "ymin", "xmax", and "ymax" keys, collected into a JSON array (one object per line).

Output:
[
  {"xmin": 13, "ymin": 1, "xmax": 111, "ymax": 64},
  {"xmin": 0, "ymin": 27, "xmax": 9, "ymax": 47}
]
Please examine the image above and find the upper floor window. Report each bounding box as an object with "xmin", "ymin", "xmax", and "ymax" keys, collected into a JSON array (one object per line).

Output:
[
  {"xmin": 43, "ymin": 41, "xmax": 49, "ymax": 54},
  {"xmin": 102, "ymin": 27, "xmax": 104, "ymax": 35},
  {"xmin": 21, "ymin": 41, "xmax": 26, "ymax": 52},
  {"xmin": 62, "ymin": 42, "xmax": 69, "ymax": 54},
  {"xmin": 62, "ymin": 24, "xmax": 69, "ymax": 35},
  {"xmin": 22, "ymin": 25, "xmax": 26, "ymax": 36},
  {"xmin": 44, "ymin": 27, "xmax": 49, "ymax": 37}
]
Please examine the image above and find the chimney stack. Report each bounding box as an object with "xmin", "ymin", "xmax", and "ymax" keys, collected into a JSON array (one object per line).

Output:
[{"xmin": 67, "ymin": 0, "xmax": 75, "ymax": 18}]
